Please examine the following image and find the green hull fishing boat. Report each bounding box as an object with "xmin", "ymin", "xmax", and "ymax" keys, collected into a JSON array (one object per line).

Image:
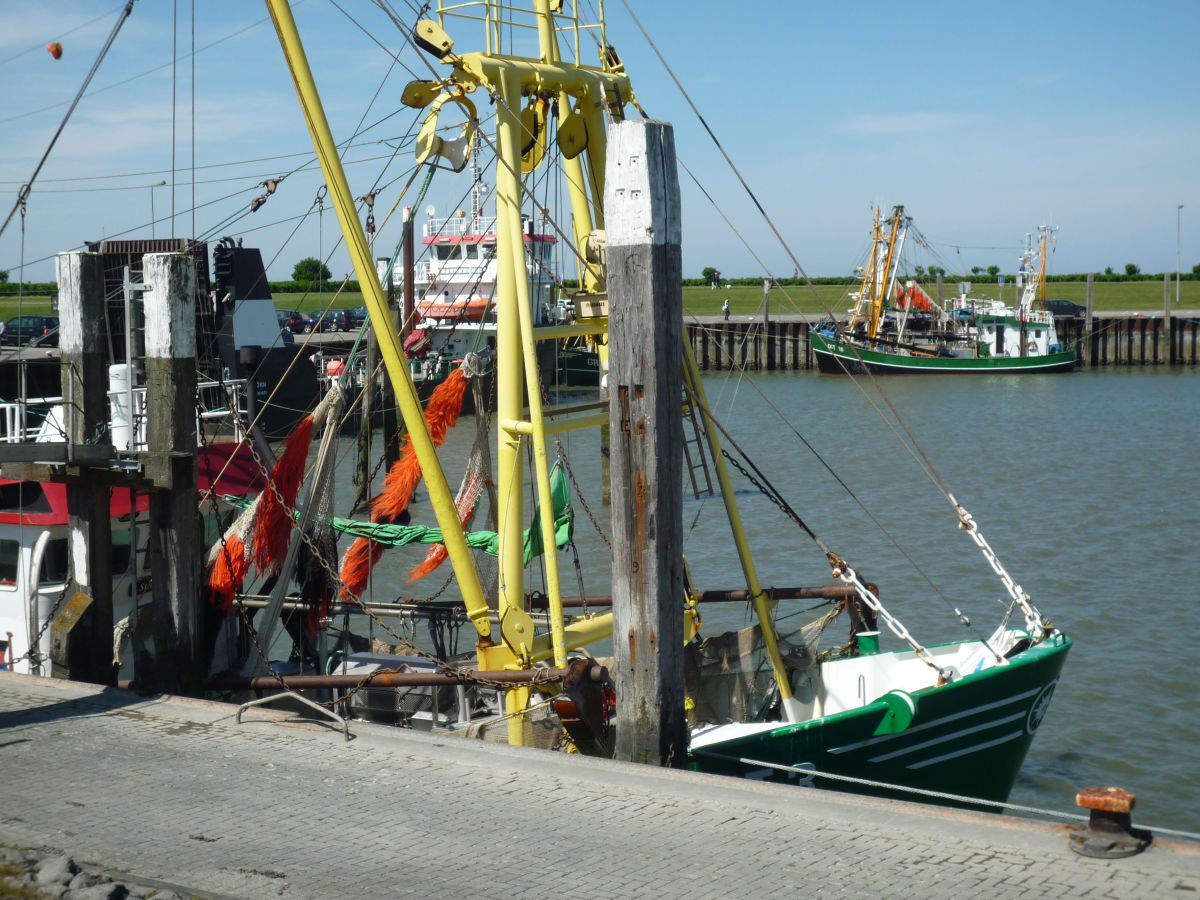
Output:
[
  {"xmin": 811, "ymin": 331, "xmax": 1079, "ymax": 375},
  {"xmin": 813, "ymin": 207, "xmax": 1078, "ymax": 376},
  {"xmin": 252, "ymin": 0, "xmax": 1071, "ymax": 815},
  {"xmin": 689, "ymin": 629, "xmax": 1071, "ymax": 805}
]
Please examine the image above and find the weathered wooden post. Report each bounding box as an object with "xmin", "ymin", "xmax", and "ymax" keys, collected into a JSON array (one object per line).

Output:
[
  {"xmin": 605, "ymin": 119, "xmax": 687, "ymax": 767},
  {"xmin": 140, "ymin": 252, "xmax": 202, "ymax": 692},
  {"xmin": 54, "ymin": 251, "xmax": 114, "ymax": 684},
  {"xmin": 1084, "ymin": 273, "xmax": 1095, "ymax": 368},
  {"xmin": 1163, "ymin": 272, "xmax": 1173, "ymax": 364}
]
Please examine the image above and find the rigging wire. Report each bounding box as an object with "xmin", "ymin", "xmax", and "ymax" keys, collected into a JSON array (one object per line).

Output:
[
  {"xmin": 0, "ymin": 4, "xmax": 126, "ymax": 68},
  {"xmin": 621, "ymin": 0, "xmax": 1034, "ymax": 626},
  {"xmin": 0, "ymin": 0, "xmax": 137, "ymax": 242},
  {"xmin": 171, "ymin": 0, "xmax": 178, "ymax": 235},
  {"xmin": 0, "ymin": 3, "xmax": 309, "ymax": 127}
]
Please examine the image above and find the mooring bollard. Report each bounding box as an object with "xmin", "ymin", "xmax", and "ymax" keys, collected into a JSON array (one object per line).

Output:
[{"xmin": 1069, "ymin": 786, "xmax": 1151, "ymax": 858}]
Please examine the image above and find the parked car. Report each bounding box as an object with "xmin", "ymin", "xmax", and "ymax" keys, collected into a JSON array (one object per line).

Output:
[
  {"xmin": 348, "ymin": 305, "xmax": 369, "ymax": 329},
  {"xmin": 27, "ymin": 327, "xmax": 60, "ymax": 349},
  {"xmin": 316, "ymin": 308, "xmax": 352, "ymax": 332},
  {"xmin": 1043, "ymin": 299, "xmax": 1086, "ymax": 317},
  {"xmin": 2, "ymin": 315, "xmax": 59, "ymax": 346},
  {"xmin": 277, "ymin": 308, "xmax": 317, "ymax": 334}
]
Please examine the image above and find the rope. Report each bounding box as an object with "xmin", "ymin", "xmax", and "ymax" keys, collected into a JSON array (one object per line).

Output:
[
  {"xmin": 689, "ymin": 748, "xmax": 1200, "ymax": 841},
  {"xmin": 622, "ymin": 0, "xmax": 1041, "ymax": 637},
  {"xmin": 0, "ymin": 0, "xmax": 137, "ymax": 241}
]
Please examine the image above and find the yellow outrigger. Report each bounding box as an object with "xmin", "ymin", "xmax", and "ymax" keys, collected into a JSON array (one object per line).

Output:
[{"xmin": 264, "ymin": 0, "xmax": 803, "ymax": 743}]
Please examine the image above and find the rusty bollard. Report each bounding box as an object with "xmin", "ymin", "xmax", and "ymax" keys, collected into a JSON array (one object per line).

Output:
[{"xmin": 1069, "ymin": 787, "xmax": 1151, "ymax": 858}]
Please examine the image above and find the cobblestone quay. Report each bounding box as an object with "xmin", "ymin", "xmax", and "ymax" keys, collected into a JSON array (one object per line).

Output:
[{"xmin": 1, "ymin": 675, "xmax": 1196, "ymax": 899}]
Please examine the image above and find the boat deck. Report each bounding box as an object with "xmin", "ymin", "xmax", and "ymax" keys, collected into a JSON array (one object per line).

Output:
[{"xmin": 0, "ymin": 674, "xmax": 1195, "ymax": 899}]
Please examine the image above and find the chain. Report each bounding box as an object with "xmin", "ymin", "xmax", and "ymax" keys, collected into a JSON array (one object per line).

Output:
[
  {"xmin": 721, "ymin": 448, "xmax": 948, "ymax": 677},
  {"xmin": 827, "ymin": 554, "xmax": 948, "ymax": 678},
  {"xmin": 555, "ymin": 439, "xmax": 610, "ymax": 549},
  {"xmin": 720, "ymin": 449, "xmax": 803, "ymax": 530},
  {"xmin": 12, "ymin": 580, "xmax": 72, "ymax": 671},
  {"xmin": 225, "ymin": 394, "xmax": 553, "ymax": 695},
  {"xmin": 949, "ymin": 494, "xmax": 1044, "ymax": 635}
]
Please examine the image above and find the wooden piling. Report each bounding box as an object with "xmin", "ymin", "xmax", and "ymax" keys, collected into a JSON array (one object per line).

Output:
[
  {"xmin": 53, "ymin": 251, "xmax": 114, "ymax": 684},
  {"xmin": 1084, "ymin": 274, "xmax": 1095, "ymax": 367},
  {"xmin": 605, "ymin": 119, "xmax": 687, "ymax": 768},
  {"xmin": 140, "ymin": 252, "xmax": 202, "ymax": 693},
  {"xmin": 1163, "ymin": 273, "xmax": 1173, "ymax": 364}
]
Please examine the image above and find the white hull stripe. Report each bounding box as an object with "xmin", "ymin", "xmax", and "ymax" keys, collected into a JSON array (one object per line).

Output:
[
  {"xmin": 906, "ymin": 730, "xmax": 1025, "ymax": 770},
  {"xmin": 868, "ymin": 711, "xmax": 1025, "ymax": 763},
  {"xmin": 828, "ymin": 686, "xmax": 1041, "ymax": 756}
]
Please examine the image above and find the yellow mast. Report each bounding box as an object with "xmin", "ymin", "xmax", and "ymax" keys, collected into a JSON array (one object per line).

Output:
[
  {"xmin": 263, "ymin": 0, "xmax": 490, "ymax": 633},
  {"xmin": 268, "ymin": 0, "xmax": 803, "ymax": 737},
  {"xmin": 1036, "ymin": 227, "xmax": 1050, "ymax": 306}
]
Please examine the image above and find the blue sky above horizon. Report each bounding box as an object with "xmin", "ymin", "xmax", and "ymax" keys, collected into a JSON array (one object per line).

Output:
[{"xmin": 0, "ymin": 0, "xmax": 1195, "ymax": 284}]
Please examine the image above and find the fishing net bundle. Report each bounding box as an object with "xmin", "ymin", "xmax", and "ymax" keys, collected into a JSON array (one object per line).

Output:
[
  {"xmin": 684, "ymin": 608, "xmax": 841, "ymax": 728},
  {"xmin": 339, "ymin": 366, "xmax": 470, "ymax": 601}
]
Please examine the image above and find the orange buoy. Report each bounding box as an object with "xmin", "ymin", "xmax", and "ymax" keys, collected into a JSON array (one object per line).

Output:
[{"xmin": 46, "ymin": 42, "xmax": 63, "ymax": 60}]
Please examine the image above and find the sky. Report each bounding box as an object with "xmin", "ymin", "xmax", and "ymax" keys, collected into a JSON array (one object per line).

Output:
[{"xmin": 0, "ymin": 0, "xmax": 1196, "ymax": 284}]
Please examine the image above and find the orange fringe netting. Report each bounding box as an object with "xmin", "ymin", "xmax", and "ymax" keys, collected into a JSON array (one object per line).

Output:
[
  {"xmin": 407, "ymin": 459, "xmax": 485, "ymax": 581},
  {"xmin": 252, "ymin": 413, "xmax": 315, "ymax": 573},
  {"xmin": 207, "ymin": 535, "xmax": 248, "ymax": 613},
  {"xmin": 339, "ymin": 367, "xmax": 470, "ymax": 600},
  {"xmin": 204, "ymin": 504, "xmax": 257, "ymax": 611}
]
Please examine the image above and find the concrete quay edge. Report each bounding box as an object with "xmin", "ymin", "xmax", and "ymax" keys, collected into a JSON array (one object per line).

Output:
[{"xmin": 1, "ymin": 673, "xmax": 1196, "ymax": 899}]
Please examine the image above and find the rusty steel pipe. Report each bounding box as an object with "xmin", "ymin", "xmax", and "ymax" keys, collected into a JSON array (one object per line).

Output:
[
  {"xmin": 543, "ymin": 584, "xmax": 862, "ymax": 609},
  {"xmin": 202, "ymin": 665, "xmax": 603, "ymax": 693}
]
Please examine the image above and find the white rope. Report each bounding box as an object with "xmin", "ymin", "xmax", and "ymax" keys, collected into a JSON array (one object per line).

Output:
[
  {"xmin": 690, "ymin": 748, "xmax": 1200, "ymax": 841},
  {"xmin": 949, "ymin": 494, "xmax": 1043, "ymax": 635},
  {"xmin": 834, "ymin": 560, "xmax": 948, "ymax": 679}
]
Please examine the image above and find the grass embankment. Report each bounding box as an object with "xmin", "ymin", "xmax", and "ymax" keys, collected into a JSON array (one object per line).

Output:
[
  {"xmin": 680, "ymin": 281, "xmax": 1200, "ymax": 318},
  {"xmin": 4, "ymin": 281, "xmax": 1195, "ymax": 323}
]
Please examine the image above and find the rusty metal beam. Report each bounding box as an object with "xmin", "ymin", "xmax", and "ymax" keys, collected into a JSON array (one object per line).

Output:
[{"xmin": 201, "ymin": 665, "xmax": 605, "ymax": 692}]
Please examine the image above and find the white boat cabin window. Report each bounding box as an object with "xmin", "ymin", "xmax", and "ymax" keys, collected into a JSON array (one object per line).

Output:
[
  {"xmin": 38, "ymin": 538, "xmax": 68, "ymax": 586},
  {"xmin": 435, "ymin": 244, "xmax": 462, "ymax": 261},
  {"xmin": 464, "ymin": 244, "xmax": 479, "ymax": 260},
  {"xmin": 0, "ymin": 539, "xmax": 18, "ymax": 588}
]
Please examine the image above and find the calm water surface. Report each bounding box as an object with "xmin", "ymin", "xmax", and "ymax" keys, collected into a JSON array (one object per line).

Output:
[{"xmin": 336, "ymin": 367, "xmax": 1199, "ymax": 833}]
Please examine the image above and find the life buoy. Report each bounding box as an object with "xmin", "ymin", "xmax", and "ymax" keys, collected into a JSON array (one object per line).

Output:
[{"xmin": 1025, "ymin": 341, "xmax": 1038, "ymax": 354}]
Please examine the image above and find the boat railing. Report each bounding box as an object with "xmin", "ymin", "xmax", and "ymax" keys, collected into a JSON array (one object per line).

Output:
[
  {"xmin": 0, "ymin": 397, "xmax": 62, "ymax": 444},
  {"xmin": 425, "ymin": 215, "xmax": 498, "ymax": 237},
  {"xmin": 0, "ymin": 379, "xmax": 248, "ymax": 450},
  {"xmin": 430, "ymin": 1, "xmax": 603, "ymax": 67}
]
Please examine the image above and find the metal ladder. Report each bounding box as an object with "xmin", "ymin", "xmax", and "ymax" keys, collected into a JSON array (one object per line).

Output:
[{"xmin": 681, "ymin": 394, "xmax": 714, "ymax": 499}]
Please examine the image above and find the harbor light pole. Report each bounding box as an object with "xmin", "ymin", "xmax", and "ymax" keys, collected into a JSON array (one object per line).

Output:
[
  {"xmin": 1177, "ymin": 204, "xmax": 1184, "ymax": 307},
  {"xmin": 148, "ymin": 180, "xmax": 166, "ymax": 239}
]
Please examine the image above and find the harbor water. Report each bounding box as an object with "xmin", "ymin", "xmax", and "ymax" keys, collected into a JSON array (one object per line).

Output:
[{"xmin": 333, "ymin": 367, "xmax": 1199, "ymax": 835}]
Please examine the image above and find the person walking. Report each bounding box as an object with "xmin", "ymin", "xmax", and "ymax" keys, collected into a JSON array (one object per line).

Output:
[{"xmin": 722, "ymin": 298, "xmax": 730, "ymax": 321}]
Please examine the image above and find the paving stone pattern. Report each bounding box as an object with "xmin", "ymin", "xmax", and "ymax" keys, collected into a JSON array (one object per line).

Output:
[{"xmin": 0, "ymin": 676, "xmax": 1196, "ymax": 899}]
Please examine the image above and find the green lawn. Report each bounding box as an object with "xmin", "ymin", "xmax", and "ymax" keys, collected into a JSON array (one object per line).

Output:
[
  {"xmin": 681, "ymin": 280, "xmax": 1200, "ymax": 318},
  {"xmin": 271, "ymin": 291, "xmax": 365, "ymax": 314},
  {"xmin": 5, "ymin": 280, "xmax": 1194, "ymax": 325}
]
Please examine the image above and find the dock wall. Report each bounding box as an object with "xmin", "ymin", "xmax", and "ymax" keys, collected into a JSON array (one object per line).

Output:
[{"xmin": 687, "ymin": 313, "xmax": 1200, "ymax": 371}]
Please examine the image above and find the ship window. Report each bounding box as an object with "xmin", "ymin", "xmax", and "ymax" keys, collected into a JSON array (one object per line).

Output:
[
  {"xmin": 464, "ymin": 244, "xmax": 479, "ymax": 260},
  {"xmin": 38, "ymin": 538, "xmax": 68, "ymax": 586},
  {"xmin": 111, "ymin": 541, "xmax": 132, "ymax": 574},
  {"xmin": 0, "ymin": 481, "xmax": 53, "ymax": 513},
  {"xmin": 435, "ymin": 245, "xmax": 461, "ymax": 261},
  {"xmin": 0, "ymin": 539, "xmax": 18, "ymax": 587}
]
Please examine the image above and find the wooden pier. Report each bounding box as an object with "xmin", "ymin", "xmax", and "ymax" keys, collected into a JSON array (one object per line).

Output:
[{"xmin": 686, "ymin": 311, "xmax": 1200, "ymax": 371}]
